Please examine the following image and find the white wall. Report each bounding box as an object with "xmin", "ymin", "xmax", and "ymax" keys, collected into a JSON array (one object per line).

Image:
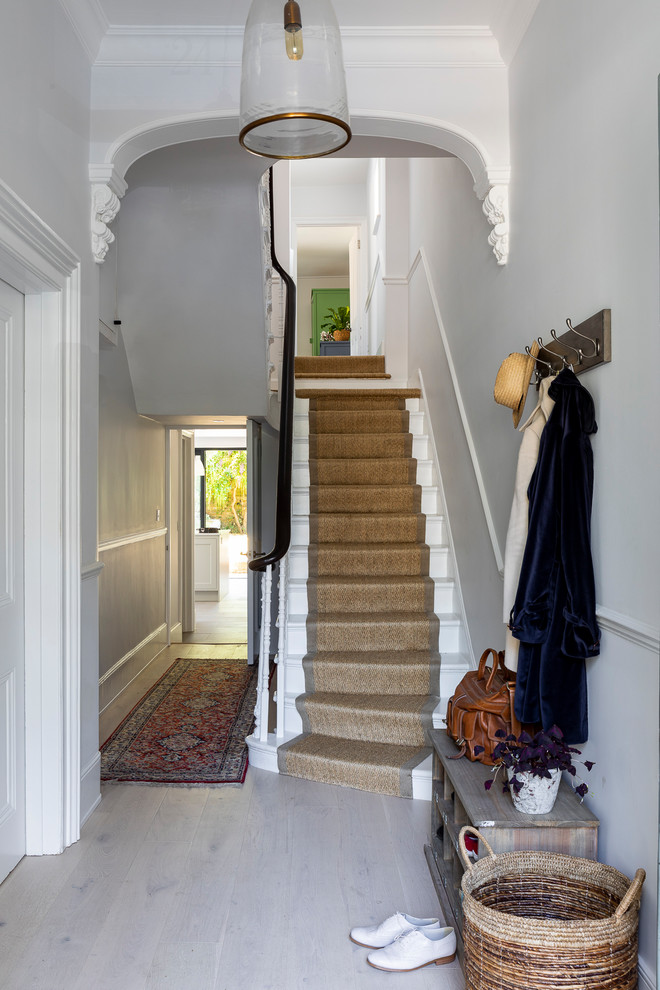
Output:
[
  {"xmin": 406, "ymin": 2, "xmax": 660, "ymax": 981},
  {"xmin": 292, "ymin": 182, "xmax": 367, "ymax": 220},
  {"xmin": 0, "ymin": 0, "xmax": 100, "ymax": 822},
  {"xmin": 366, "ymin": 159, "xmax": 386, "ymax": 355}
]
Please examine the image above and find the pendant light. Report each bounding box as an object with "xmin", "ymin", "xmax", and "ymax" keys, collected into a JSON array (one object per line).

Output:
[{"xmin": 239, "ymin": 0, "xmax": 351, "ymax": 160}]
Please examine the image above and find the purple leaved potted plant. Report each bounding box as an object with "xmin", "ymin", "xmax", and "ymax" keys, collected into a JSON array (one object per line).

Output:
[{"xmin": 479, "ymin": 725, "xmax": 595, "ymax": 815}]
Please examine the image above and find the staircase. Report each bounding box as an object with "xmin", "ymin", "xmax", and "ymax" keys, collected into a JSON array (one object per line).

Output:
[{"xmin": 275, "ymin": 357, "xmax": 470, "ymax": 798}]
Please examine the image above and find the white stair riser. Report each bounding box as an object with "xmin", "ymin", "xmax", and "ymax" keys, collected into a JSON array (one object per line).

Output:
[
  {"xmin": 287, "ymin": 579, "xmax": 455, "ymax": 615},
  {"xmin": 438, "ymin": 623, "xmax": 460, "ymax": 653},
  {"xmin": 290, "ymin": 513, "xmax": 444, "ymax": 546},
  {"xmin": 412, "ymin": 435, "xmax": 429, "ymax": 459},
  {"xmin": 437, "ymin": 663, "xmax": 472, "ymax": 717},
  {"xmin": 294, "ymin": 415, "xmax": 309, "ymax": 438},
  {"xmin": 409, "ymin": 410, "xmax": 425, "ymax": 435},
  {"xmin": 293, "ymin": 463, "xmax": 310, "ymax": 488},
  {"xmin": 405, "ymin": 398, "xmax": 420, "ymax": 413},
  {"xmin": 284, "ymin": 660, "xmax": 306, "ymax": 696},
  {"xmin": 284, "ymin": 697, "xmax": 303, "ymax": 735},
  {"xmin": 293, "ymin": 438, "xmax": 309, "ymax": 462},
  {"xmin": 415, "ymin": 460, "xmax": 436, "ymax": 487}
]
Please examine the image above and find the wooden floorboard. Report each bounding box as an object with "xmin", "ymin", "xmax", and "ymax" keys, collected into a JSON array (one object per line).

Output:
[{"xmin": 0, "ymin": 770, "xmax": 465, "ymax": 990}]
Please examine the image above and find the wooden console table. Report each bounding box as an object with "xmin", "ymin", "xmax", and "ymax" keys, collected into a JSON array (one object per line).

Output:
[{"xmin": 425, "ymin": 730, "xmax": 599, "ymax": 963}]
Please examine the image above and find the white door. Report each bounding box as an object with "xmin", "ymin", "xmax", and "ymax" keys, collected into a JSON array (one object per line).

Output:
[{"xmin": 0, "ymin": 279, "xmax": 25, "ymax": 883}]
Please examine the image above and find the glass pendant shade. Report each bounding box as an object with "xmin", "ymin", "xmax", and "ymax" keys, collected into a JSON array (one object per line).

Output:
[{"xmin": 239, "ymin": 0, "xmax": 351, "ymax": 159}]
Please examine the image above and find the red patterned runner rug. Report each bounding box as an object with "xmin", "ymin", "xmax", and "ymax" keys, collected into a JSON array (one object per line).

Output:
[{"xmin": 101, "ymin": 658, "xmax": 257, "ymax": 784}]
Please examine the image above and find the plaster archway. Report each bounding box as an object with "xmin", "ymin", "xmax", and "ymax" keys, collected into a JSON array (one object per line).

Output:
[{"xmin": 90, "ymin": 110, "xmax": 510, "ymax": 265}]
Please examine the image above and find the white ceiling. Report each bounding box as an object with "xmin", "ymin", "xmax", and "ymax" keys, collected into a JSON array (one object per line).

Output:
[
  {"xmin": 66, "ymin": 0, "xmax": 538, "ymax": 65},
  {"xmin": 291, "ymin": 158, "xmax": 370, "ymax": 188},
  {"xmin": 96, "ymin": 1, "xmax": 514, "ymax": 29}
]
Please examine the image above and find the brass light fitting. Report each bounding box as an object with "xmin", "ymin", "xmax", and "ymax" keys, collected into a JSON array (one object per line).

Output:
[{"xmin": 284, "ymin": 1, "xmax": 303, "ymax": 60}]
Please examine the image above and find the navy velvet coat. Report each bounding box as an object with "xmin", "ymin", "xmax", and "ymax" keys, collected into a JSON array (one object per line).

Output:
[{"xmin": 509, "ymin": 368, "xmax": 600, "ymax": 743}]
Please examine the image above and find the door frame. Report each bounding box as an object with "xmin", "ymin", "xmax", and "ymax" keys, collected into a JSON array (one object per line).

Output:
[
  {"xmin": 0, "ymin": 180, "xmax": 81, "ymax": 855},
  {"xmin": 180, "ymin": 432, "xmax": 195, "ymax": 634},
  {"xmin": 292, "ymin": 217, "xmax": 368, "ymax": 355}
]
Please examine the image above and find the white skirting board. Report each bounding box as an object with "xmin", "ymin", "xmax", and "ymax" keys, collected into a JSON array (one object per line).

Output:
[
  {"xmin": 98, "ymin": 623, "xmax": 168, "ymax": 714},
  {"xmin": 638, "ymin": 961, "xmax": 655, "ymax": 990},
  {"xmin": 80, "ymin": 752, "xmax": 101, "ymax": 826}
]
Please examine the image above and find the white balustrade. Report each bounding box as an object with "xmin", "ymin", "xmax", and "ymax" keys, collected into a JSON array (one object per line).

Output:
[
  {"xmin": 254, "ymin": 564, "xmax": 273, "ymax": 743},
  {"xmin": 275, "ymin": 554, "xmax": 288, "ymax": 738}
]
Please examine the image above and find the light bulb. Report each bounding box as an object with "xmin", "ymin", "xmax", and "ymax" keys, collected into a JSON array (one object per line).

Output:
[{"xmin": 284, "ymin": 1, "xmax": 303, "ymax": 60}]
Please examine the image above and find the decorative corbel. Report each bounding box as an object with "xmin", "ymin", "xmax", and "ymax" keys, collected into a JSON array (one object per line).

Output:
[
  {"xmin": 89, "ymin": 165, "xmax": 127, "ymax": 264},
  {"xmin": 482, "ymin": 185, "xmax": 509, "ymax": 266}
]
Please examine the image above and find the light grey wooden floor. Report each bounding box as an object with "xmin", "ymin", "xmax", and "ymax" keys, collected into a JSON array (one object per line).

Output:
[
  {"xmin": 0, "ymin": 770, "xmax": 465, "ymax": 990},
  {"xmin": 183, "ymin": 576, "xmax": 248, "ymax": 645}
]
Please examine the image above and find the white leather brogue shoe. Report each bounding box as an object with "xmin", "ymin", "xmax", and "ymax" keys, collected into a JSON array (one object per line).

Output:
[
  {"xmin": 366, "ymin": 925, "xmax": 457, "ymax": 971},
  {"xmin": 349, "ymin": 912, "xmax": 440, "ymax": 949}
]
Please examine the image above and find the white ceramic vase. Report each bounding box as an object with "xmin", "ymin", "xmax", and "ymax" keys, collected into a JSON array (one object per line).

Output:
[{"xmin": 508, "ymin": 767, "xmax": 561, "ymax": 814}]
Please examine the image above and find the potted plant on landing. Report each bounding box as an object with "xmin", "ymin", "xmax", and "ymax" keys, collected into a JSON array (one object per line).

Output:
[
  {"xmin": 321, "ymin": 305, "xmax": 351, "ymax": 341},
  {"xmin": 480, "ymin": 725, "xmax": 595, "ymax": 814}
]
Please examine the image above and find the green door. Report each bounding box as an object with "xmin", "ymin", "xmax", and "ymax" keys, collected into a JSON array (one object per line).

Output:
[{"xmin": 311, "ymin": 287, "xmax": 350, "ymax": 356}]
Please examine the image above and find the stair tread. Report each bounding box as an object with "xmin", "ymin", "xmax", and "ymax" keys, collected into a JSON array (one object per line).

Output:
[
  {"xmin": 305, "ymin": 649, "xmax": 442, "ymax": 663},
  {"xmin": 307, "ymin": 610, "xmax": 449, "ymax": 623},
  {"xmin": 296, "ymin": 373, "xmax": 392, "ymax": 379},
  {"xmin": 299, "ymin": 575, "xmax": 450, "ymax": 587},
  {"xmin": 310, "ymin": 575, "xmax": 432, "ymax": 587},
  {"xmin": 296, "ymin": 388, "xmax": 421, "ymax": 397},
  {"xmin": 280, "ymin": 734, "xmax": 432, "ymax": 775},
  {"xmin": 300, "ymin": 692, "xmax": 439, "ymax": 714},
  {"xmin": 290, "ymin": 541, "xmax": 443, "ymax": 553},
  {"xmin": 307, "ymin": 609, "xmax": 457, "ymax": 621}
]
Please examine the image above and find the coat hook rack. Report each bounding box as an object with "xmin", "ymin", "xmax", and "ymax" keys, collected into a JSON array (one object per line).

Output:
[{"xmin": 534, "ymin": 309, "xmax": 611, "ymax": 380}]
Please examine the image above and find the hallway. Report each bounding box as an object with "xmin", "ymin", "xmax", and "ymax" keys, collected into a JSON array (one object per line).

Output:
[
  {"xmin": 0, "ymin": 771, "xmax": 463, "ymax": 990},
  {"xmin": 184, "ymin": 576, "xmax": 248, "ymax": 646}
]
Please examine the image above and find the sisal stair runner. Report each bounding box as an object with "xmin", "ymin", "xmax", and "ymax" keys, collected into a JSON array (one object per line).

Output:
[{"xmin": 278, "ymin": 386, "xmax": 440, "ymax": 797}]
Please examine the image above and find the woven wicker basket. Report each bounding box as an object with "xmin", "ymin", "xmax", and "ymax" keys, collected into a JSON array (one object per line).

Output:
[{"xmin": 459, "ymin": 826, "xmax": 645, "ymax": 990}]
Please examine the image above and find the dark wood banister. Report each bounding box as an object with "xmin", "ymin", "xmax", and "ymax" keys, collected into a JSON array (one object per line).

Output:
[{"xmin": 249, "ymin": 167, "xmax": 296, "ymax": 572}]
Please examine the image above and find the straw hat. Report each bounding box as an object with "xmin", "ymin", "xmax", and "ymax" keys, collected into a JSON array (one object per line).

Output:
[{"xmin": 494, "ymin": 340, "xmax": 539, "ymax": 428}]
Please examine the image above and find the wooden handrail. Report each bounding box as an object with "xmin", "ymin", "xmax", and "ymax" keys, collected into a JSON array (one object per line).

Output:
[{"xmin": 249, "ymin": 168, "xmax": 296, "ymax": 572}]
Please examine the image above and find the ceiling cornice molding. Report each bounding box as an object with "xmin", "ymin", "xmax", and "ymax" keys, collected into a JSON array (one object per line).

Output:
[
  {"xmin": 94, "ymin": 23, "xmax": 503, "ymax": 68},
  {"xmin": 491, "ymin": 0, "xmax": 540, "ymax": 64},
  {"xmin": 57, "ymin": 0, "xmax": 109, "ymax": 63}
]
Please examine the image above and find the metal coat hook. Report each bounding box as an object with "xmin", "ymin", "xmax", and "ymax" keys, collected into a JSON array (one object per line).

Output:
[
  {"xmin": 526, "ymin": 345, "xmax": 558, "ymax": 372},
  {"xmin": 566, "ymin": 317, "xmax": 600, "ymax": 358},
  {"xmin": 550, "ymin": 328, "xmax": 581, "ymax": 366}
]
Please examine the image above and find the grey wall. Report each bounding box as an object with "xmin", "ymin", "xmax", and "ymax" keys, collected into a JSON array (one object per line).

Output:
[
  {"xmin": 112, "ymin": 140, "xmax": 271, "ymax": 418},
  {"xmin": 98, "ymin": 330, "xmax": 167, "ymax": 717},
  {"xmin": 406, "ymin": 1, "xmax": 660, "ymax": 978}
]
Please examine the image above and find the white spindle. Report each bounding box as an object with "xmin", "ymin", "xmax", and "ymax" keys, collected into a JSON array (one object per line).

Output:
[{"xmin": 254, "ymin": 564, "xmax": 272, "ymax": 743}]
